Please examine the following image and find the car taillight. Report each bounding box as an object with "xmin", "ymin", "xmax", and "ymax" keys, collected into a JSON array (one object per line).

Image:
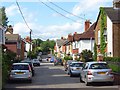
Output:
[
  {"xmin": 87, "ymin": 71, "xmax": 92, "ymax": 75},
  {"xmin": 107, "ymin": 69, "xmax": 113, "ymax": 75},
  {"xmin": 28, "ymin": 65, "xmax": 31, "ymax": 72}
]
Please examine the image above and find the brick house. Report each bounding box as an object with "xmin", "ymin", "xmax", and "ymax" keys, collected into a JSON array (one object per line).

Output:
[
  {"xmin": 95, "ymin": 0, "xmax": 120, "ymax": 57},
  {"xmin": 5, "ymin": 34, "xmax": 21, "ymax": 60},
  {"xmin": 54, "ymin": 37, "xmax": 66, "ymax": 58},
  {"xmin": 72, "ymin": 20, "xmax": 95, "ymax": 60},
  {"xmin": 5, "ymin": 25, "xmax": 26, "ymax": 60},
  {"xmin": 63, "ymin": 34, "xmax": 73, "ymax": 57},
  {"xmin": 72, "ymin": 32, "xmax": 82, "ymax": 60},
  {"xmin": 78, "ymin": 21, "xmax": 95, "ymax": 54}
]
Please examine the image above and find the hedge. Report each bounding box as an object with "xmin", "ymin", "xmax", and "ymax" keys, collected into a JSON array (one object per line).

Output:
[{"xmin": 104, "ymin": 57, "xmax": 120, "ymax": 62}]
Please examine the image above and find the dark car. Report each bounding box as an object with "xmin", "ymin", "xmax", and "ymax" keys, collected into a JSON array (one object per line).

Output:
[
  {"xmin": 54, "ymin": 58, "xmax": 63, "ymax": 66},
  {"xmin": 32, "ymin": 59, "xmax": 40, "ymax": 66},
  {"xmin": 21, "ymin": 60, "xmax": 35, "ymax": 76}
]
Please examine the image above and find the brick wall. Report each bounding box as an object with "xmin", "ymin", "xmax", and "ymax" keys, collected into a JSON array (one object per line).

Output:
[
  {"xmin": 113, "ymin": 23, "xmax": 120, "ymax": 57},
  {"xmin": 5, "ymin": 44, "xmax": 17, "ymax": 53},
  {"xmin": 72, "ymin": 49, "xmax": 78, "ymax": 54}
]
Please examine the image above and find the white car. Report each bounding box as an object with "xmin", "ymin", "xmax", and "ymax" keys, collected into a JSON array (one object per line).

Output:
[
  {"xmin": 9, "ymin": 63, "xmax": 32, "ymax": 83},
  {"xmin": 80, "ymin": 61, "xmax": 114, "ymax": 86}
]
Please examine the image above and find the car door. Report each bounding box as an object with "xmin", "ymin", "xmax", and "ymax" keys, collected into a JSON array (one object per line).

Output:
[{"xmin": 81, "ymin": 63, "xmax": 89, "ymax": 81}]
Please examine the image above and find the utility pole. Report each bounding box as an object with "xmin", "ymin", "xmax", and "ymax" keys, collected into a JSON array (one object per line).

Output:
[{"xmin": 29, "ymin": 29, "xmax": 32, "ymax": 60}]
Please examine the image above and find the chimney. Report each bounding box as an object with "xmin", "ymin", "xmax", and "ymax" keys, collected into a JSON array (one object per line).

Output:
[
  {"xmin": 74, "ymin": 32, "xmax": 77, "ymax": 34},
  {"xmin": 61, "ymin": 37, "xmax": 64, "ymax": 39},
  {"xmin": 85, "ymin": 20, "xmax": 90, "ymax": 32},
  {"xmin": 113, "ymin": 0, "xmax": 120, "ymax": 9}
]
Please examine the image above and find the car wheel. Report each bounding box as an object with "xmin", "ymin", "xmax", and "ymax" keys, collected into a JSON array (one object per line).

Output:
[
  {"xmin": 79, "ymin": 75, "xmax": 83, "ymax": 83},
  {"xmin": 28, "ymin": 79, "xmax": 32, "ymax": 83},
  {"xmin": 108, "ymin": 82, "xmax": 114, "ymax": 85},
  {"xmin": 85, "ymin": 78, "xmax": 90, "ymax": 86},
  {"xmin": 70, "ymin": 71, "xmax": 73, "ymax": 77}
]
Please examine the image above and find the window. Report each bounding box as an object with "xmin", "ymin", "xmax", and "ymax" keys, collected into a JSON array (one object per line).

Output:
[
  {"xmin": 83, "ymin": 64, "xmax": 89, "ymax": 69},
  {"xmin": 98, "ymin": 30, "xmax": 100, "ymax": 44},
  {"xmin": 89, "ymin": 63, "xmax": 109, "ymax": 69},
  {"xmin": 12, "ymin": 64, "xmax": 29, "ymax": 70},
  {"xmin": 104, "ymin": 29, "xmax": 107, "ymax": 43}
]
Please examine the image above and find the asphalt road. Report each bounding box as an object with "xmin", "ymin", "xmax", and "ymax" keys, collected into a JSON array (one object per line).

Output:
[{"xmin": 3, "ymin": 60, "xmax": 119, "ymax": 90}]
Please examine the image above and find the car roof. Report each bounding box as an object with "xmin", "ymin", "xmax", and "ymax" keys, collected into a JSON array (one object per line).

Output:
[
  {"xmin": 12, "ymin": 63, "xmax": 29, "ymax": 65},
  {"xmin": 86, "ymin": 61, "xmax": 107, "ymax": 64},
  {"xmin": 71, "ymin": 61, "xmax": 84, "ymax": 64}
]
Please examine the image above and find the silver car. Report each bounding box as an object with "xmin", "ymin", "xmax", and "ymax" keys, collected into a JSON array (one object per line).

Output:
[
  {"xmin": 9, "ymin": 63, "xmax": 32, "ymax": 83},
  {"xmin": 80, "ymin": 61, "xmax": 114, "ymax": 86},
  {"xmin": 68, "ymin": 62, "xmax": 84, "ymax": 77}
]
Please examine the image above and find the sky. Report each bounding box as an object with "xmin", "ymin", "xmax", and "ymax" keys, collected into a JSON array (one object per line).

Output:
[{"xmin": 1, "ymin": 0, "xmax": 113, "ymax": 41}]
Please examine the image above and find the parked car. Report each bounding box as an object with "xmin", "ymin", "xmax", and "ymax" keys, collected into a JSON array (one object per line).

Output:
[
  {"xmin": 9, "ymin": 63, "xmax": 32, "ymax": 83},
  {"xmin": 32, "ymin": 59, "xmax": 40, "ymax": 66},
  {"xmin": 50, "ymin": 56, "xmax": 55, "ymax": 63},
  {"xmin": 21, "ymin": 59, "xmax": 35, "ymax": 76},
  {"xmin": 67, "ymin": 62, "xmax": 84, "ymax": 77},
  {"xmin": 54, "ymin": 58, "xmax": 63, "ymax": 66},
  {"xmin": 80, "ymin": 61, "xmax": 114, "ymax": 86},
  {"xmin": 64, "ymin": 60, "xmax": 76, "ymax": 71}
]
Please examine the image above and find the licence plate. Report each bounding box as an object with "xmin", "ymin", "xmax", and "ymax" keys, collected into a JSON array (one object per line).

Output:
[
  {"xmin": 98, "ymin": 72, "xmax": 106, "ymax": 74},
  {"xmin": 16, "ymin": 72, "xmax": 24, "ymax": 74}
]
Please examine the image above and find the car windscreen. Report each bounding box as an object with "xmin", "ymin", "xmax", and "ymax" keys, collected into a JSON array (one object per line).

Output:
[
  {"xmin": 71, "ymin": 63, "xmax": 84, "ymax": 67},
  {"xmin": 12, "ymin": 64, "xmax": 29, "ymax": 70},
  {"xmin": 89, "ymin": 63, "xmax": 109, "ymax": 69}
]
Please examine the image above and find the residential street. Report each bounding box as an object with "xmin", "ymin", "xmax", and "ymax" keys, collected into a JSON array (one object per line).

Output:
[{"xmin": 4, "ymin": 61, "xmax": 119, "ymax": 90}]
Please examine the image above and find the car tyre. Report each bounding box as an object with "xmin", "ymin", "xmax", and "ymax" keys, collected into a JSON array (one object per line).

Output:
[
  {"xmin": 28, "ymin": 79, "xmax": 32, "ymax": 83},
  {"xmin": 108, "ymin": 82, "xmax": 114, "ymax": 85},
  {"xmin": 80, "ymin": 75, "xmax": 84, "ymax": 83},
  {"xmin": 85, "ymin": 78, "xmax": 90, "ymax": 86},
  {"xmin": 70, "ymin": 71, "xmax": 73, "ymax": 77}
]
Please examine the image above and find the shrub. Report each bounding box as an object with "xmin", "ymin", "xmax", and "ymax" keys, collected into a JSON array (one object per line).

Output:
[
  {"xmin": 64, "ymin": 56, "xmax": 73, "ymax": 61},
  {"xmin": 81, "ymin": 49, "xmax": 93, "ymax": 62},
  {"xmin": 109, "ymin": 64, "xmax": 120, "ymax": 73},
  {"xmin": 104, "ymin": 57, "xmax": 120, "ymax": 62}
]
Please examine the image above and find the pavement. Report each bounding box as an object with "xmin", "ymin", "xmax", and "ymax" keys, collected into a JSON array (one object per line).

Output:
[{"xmin": 113, "ymin": 73, "xmax": 120, "ymax": 85}]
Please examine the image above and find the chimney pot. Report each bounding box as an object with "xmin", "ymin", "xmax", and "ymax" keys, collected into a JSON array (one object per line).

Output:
[
  {"xmin": 85, "ymin": 20, "xmax": 90, "ymax": 32},
  {"xmin": 113, "ymin": 0, "xmax": 120, "ymax": 9}
]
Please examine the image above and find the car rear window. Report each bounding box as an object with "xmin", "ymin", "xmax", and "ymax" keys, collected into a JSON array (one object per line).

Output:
[
  {"xmin": 71, "ymin": 63, "xmax": 84, "ymax": 67},
  {"xmin": 12, "ymin": 64, "xmax": 29, "ymax": 70},
  {"xmin": 89, "ymin": 63, "xmax": 109, "ymax": 69}
]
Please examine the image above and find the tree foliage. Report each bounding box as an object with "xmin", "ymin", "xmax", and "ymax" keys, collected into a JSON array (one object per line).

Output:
[
  {"xmin": 0, "ymin": 7, "xmax": 9, "ymax": 26},
  {"xmin": 100, "ymin": 7, "xmax": 107, "ymax": 56},
  {"xmin": 40, "ymin": 40, "xmax": 55, "ymax": 54}
]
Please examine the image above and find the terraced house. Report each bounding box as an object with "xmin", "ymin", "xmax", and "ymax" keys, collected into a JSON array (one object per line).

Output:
[
  {"xmin": 5, "ymin": 25, "xmax": 26, "ymax": 60},
  {"xmin": 95, "ymin": 0, "xmax": 120, "ymax": 57}
]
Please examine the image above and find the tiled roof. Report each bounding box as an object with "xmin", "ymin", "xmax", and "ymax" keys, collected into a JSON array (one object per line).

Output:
[
  {"xmin": 56, "ymin": 39, "xmax": 67, "ymax": 47},
  {"xmin": 104, "ymin": 7, "xmax": 120, "ymax": 23},
  {"xmin": 67, "ymin": 34, "xmax": 73, "ymax": 42},
  {"xmin": 73, "ymin": 33, "xmax": 82, "ymax": 41},
  {"xmin": 5, "ymin": 34, "xmax": 20, "ymax": 42},
  {"xmin": 79, "ymin": 22, "xmax": 96, "ymax": 40}
]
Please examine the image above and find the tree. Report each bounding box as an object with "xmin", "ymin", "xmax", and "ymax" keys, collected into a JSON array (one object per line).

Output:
[
  {"xmin": 81, "ymin": 49, "xmax": 93, "ymax": 62},
  {"xmin": 0, "ymin": 7, "xmax": 9, "ymax": 26},
  {"xmin": 40, "ymin": 40, "xmax": 55, "ymax": 54}
]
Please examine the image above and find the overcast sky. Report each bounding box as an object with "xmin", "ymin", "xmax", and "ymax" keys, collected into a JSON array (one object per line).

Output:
[{"xmin": 1, "ymin": 0, "xmax": 113, "ymax": 41}]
